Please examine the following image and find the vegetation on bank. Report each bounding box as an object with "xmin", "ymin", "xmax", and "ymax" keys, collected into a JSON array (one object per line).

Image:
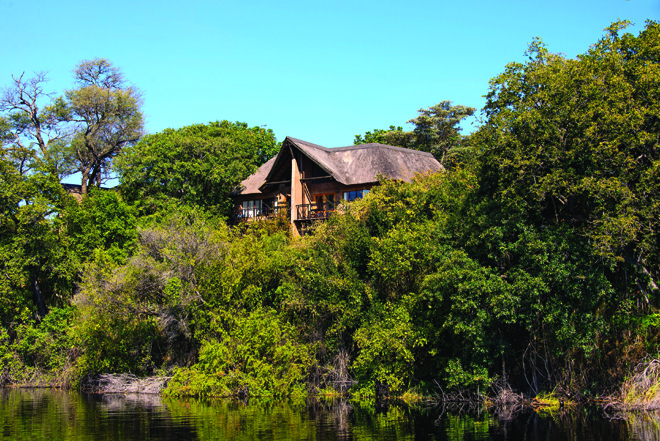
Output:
[{"xmin": 1, "ymin": 21, "xmax": 659, "ymax": 408}]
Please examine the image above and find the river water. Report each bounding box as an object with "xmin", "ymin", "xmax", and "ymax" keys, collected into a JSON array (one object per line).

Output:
[{"xmin": 0, "ymin": 389, "xmax": 657, "ymax": 440}]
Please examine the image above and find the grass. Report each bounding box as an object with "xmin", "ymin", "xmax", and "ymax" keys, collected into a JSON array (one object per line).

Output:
[
  {"xmin": 316, "ymin": 387, "xmax": 345, "ymax": 400},
  {"xmin": 617, "ymin": 358, "xmax": 660, "ymax": 410},
  {"xmin": 530, "ymin": 390, "xmax": 575, "ymax": 416},
  {"xmin": 400, "ymin": 388, "xmax": 426, "ymax": 405}
]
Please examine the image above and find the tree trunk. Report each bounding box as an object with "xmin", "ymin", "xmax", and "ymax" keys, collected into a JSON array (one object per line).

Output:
[
  {"xmin": 31, "ymin": 269, "xmax": 47, "ymax": 320},
  {"xmin": 81, "ymin": 167, "xmax": 90, "ymax": 195}
]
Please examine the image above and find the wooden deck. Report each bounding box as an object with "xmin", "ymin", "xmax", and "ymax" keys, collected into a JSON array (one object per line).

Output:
[{"xmin": 295, "ymin": 202, "xmax": 338, "ymax": 221}]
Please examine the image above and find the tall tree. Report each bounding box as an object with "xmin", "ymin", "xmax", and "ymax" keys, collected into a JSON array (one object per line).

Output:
[
  {"xmin": 0, "ymin": 73, "xmax": 74, "ymax": 178},
  {"xmin": 354, "ymin": 101, "xmax": 476, "ymax": 166},
  {"xmin": 115, "ymin": 121, "xmax": 280, "ymax": 217},
  {"xmin": 353, "ymin": 125, "xmax": 415, "ymax": 148},
  {"xmin": 408, "ymin": 101, "xmax": 476, "ymax": 165},
  {"xmin": 0, "ymin": 147, "xmax": 76, "ymax": 321},
  {"xmin": 0, "ymin": 59, "xmax": 144, "ymax": 192},
  {"xmin": 64, "ymin": 59, "xmax": 144, "ymax": 194},
  {"xmin": 477, "ymin": 20, "xmax": 660, "ymax": 301}
]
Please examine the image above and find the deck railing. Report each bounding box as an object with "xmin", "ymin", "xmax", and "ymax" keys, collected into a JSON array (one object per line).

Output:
[
  {"xmin": 238, "ymin": 202, "xmax": 341, "ymax": 222},
  {"xmin": 238, "ymin": 204, "xmax": 289, "ymax": 220},
  {"xmin": 296, "ymin": 201, "xmax": 338, "ymax": 220}
]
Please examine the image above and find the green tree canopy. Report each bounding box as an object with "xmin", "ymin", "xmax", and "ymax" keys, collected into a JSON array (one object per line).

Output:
[
  {"xmin": 0, "ymin": 72, "xmax": 72, "ymax": 178},
  {"xmin": 0, "ymin": 147, "xmax": 76, "ymax": 321},
  {"xmin": 354, "ymin": 125, "xmax": 415, "ymax": 148},
  {"xmin": 0, "ymin": 59, "xmax": 144, "ymax": 192},
  {"xmin": 63, "ymin": 59, "xmax": 144, "ymax": 193},
  {"xmin": 63, "ymin": 188, "xmax": 138, "ymax": 266},
  {"xmin": 354, "ymin": 101, "xmax": 476, "ymax": 166},
  {"xmin": 115, "ymin": 121, "xmax": 280, "ymax": 217},
  {"xmin": 476, "ymin": 20, "xmax": 660, "ymax": 298}
]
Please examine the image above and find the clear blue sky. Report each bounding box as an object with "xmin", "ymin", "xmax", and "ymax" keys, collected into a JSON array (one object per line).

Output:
[{"xmin": 1, "ymin": 0, "xmax": 659, "ymax": 148}]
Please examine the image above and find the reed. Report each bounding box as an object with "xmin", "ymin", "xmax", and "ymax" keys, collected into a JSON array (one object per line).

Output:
[{"xmin": 614, "ymin": 357, "xmax": 660, "ymax": 410}]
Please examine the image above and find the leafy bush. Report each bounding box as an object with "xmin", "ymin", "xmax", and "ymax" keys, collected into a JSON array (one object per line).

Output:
[
  {"xmin": 165, "ymin": 309, "xmax": 313, "ymax": 397},
  {"xmin": 116, "ymin": 121, "xmax": 280, "ymax": 217},
  {"xmin": 64, "ymin": 189, "xmax": 138, "ymax": 266}
]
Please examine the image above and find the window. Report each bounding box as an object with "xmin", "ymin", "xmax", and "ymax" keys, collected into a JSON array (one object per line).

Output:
[
  {"xmin": 342, "ymin": 189, "xmax": 369, "ymax": 202},
  {"xmin": 266, "ymin": 197, "xmax": 284, "ymax": 216},
  {"xmin": 242, "ymin": 199, "xmax": 262, "ymax": 217},
  {"xmin": 314, "ymin": 194, "xmax": 335, "ymax": 217}
]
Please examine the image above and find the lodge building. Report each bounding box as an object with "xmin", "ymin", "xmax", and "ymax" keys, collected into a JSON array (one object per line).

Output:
[{"xmin": 233, "ymin": 136, "xmax": 442, "ymax": 235}]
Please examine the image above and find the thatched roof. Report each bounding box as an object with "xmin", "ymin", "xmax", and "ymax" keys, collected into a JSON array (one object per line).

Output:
[
  {"xmin": 237, "ymin": 136, "xmax": 443, "ymax": 196},
  {"xmin": 237, "ymin": 156, "xmax": 278, "ymax": 195}
]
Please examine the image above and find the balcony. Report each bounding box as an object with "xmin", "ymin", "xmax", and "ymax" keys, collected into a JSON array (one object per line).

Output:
[
  {"xmin": 296, "ymin": 201, "xmax": 338, "ymax": 221},
  {"xmin": 238, "ymin": 204, "xmax": 289, "ymax": 220}
]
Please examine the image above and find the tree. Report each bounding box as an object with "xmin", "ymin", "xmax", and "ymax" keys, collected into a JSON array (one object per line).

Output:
[
  {"xmin": 354, "ymin": 125, "xmax": 414, "ymax": 148},
  {"xmin": 64, "ymin": 59, "xmax": 144, "ymax": 194},
  {"xmin": 354, "ymin": 101, "xmax": 476, "ymax": 166},
  {"xmin": 0, "ymin": 73, "xmax": 74, "ymax": 179},
  {"xmin": 115, "ymin": 121, "xmax": 280, "ymax": 217},
  {"xmin": 476, "ymin": 21, "xmax": 660, "ymax": 321},
  {"xmin": 63, "ymin": 188, "xmax": 138, "ymax": 266},
  {"xmin": 0, "ymin": 59, "xmax": 144, "ymax": 193},
  {"xmin": 0, "ymin": 147, "xmax": 76, "ymax": 321},
  {"xmin": 408, "ymin": 101, "xmax": 476, "ymax": 165}
]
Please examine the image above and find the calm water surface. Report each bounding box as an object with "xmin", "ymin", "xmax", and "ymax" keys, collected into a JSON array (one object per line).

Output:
[{"xmin": 0, "ymin": 389, "xmax": 657, "ymax": 440}]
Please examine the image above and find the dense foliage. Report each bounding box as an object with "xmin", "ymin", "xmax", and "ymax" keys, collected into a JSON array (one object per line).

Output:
[
  {"xmin": 0, "ymin": 21, "xmax": 658, "ymax": 401},
  {"xmin": 0, "ymin": 146, "xmax": 76, "ymax": 322},
  {"xmin": 115, "ymin": 121, "xmax": 280, "ymax": 217}
]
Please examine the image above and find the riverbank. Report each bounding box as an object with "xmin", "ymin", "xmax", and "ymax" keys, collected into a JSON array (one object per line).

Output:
[{"xmin": 5, "ymin": 369, "xmax": 659, "ymax": 415}]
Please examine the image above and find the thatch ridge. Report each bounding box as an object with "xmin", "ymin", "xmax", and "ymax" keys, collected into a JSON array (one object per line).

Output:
[{"xmin": 236, "ymin": 136, "xmax": 443, "ymax": 196}]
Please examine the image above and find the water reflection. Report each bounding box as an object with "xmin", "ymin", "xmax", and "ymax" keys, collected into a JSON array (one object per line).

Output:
[
  {"xmin": 0, "ymin": 389, "xmax": 657, "ymax": 440},
  {"xmin": 603, "ymin": 408, "xmax": 660, "ymax": 441}
]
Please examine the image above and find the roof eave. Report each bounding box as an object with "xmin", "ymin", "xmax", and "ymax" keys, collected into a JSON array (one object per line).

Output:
[{"xmin": 286, "ymin": 137, "xmax": 343, "ymax": 183}]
